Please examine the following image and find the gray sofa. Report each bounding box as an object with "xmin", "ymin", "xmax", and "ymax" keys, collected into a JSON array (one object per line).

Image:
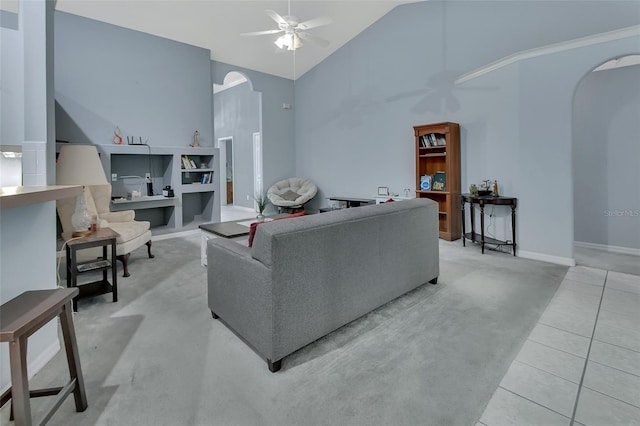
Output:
[{"xmin": 207, "ymin": 198, "xmax": 439, "ymax": 372}]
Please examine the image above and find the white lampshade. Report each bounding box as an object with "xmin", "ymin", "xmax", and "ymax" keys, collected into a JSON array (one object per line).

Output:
[{"xmin": 56, "ymin": 144, "xmax": 108, "ymax": 185}]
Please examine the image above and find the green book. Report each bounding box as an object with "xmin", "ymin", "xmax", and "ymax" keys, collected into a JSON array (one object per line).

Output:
[{"xmin": 432, "ymin": 171, "xmax": 446, "ymax": 191}]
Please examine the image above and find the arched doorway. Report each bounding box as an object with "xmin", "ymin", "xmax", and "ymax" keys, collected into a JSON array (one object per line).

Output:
[
  {"xmin": 214, "ymin": 71, "xmax": 263, "ymax": 220},
  {"xmin": 572, "ymin": 54, "xmax": 640, "ymax": 274}
]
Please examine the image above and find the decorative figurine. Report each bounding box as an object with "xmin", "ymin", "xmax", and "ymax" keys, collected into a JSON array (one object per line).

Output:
[
  {"xmin": 113, "ymin": 126, "xmax": 123, "ymax": 145},
  {"xmin": 190, "ymin": 130, "xmax": 200, "ymax": 147},
  {"xmin": 492, "ymin": 180, "xmax": 499, "ymax": 197}
]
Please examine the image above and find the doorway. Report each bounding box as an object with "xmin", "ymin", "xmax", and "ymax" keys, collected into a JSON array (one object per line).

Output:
[
  {"xmin": 217, "ymin": 137, "xmax": 234, "ymax": 205},
  {"xmin": 572, "ymin": 55, "xmax": 640, "ymax": 275}
]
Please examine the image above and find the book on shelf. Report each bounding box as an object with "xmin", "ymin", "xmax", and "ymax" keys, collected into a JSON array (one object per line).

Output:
[
  {"xmin": 431, "ymin": 171, "xmax": 446, "ymax": 191},
  {"xmin": 189, "ymin": 159, "xmax": 197, "ymax": 169},
  {"xmin": 420, "ymin": 174, "xmax": 432, "ymax": 191},
  {"xmin": 182, "ymin": 156, "xmax": 192, "ymax": 169}
]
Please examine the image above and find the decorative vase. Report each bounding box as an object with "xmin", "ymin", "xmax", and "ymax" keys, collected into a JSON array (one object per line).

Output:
[
  {"xmin": 71, "ymin": 192, "xmax": 92, "ymax": 236},
  {"xmin": 256, "ymin": 213, "xmax": 265, "ymax": 222}
]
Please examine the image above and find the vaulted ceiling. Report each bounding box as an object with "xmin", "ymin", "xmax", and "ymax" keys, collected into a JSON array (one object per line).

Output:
[{"xmin": 56, "ymin": 1, "xmax": 422, "ymax": 80}]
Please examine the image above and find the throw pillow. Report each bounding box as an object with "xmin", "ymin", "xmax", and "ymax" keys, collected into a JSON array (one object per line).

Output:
[
  {"xmin": 248, "ymin": 211, "xmax": 306, "ymax": 247},
  {"xmin": 385, "ymin": 198, "xmax": 395, "ymax": 203},
  {"xmin": 279, "ymin": 189, "xmax": 300, "ymax": 201}
]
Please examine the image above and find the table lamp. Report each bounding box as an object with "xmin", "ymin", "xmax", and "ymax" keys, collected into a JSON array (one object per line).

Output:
[{"xmin": 56, "ymin": 145, "xmax": 108, "ymax": 236}]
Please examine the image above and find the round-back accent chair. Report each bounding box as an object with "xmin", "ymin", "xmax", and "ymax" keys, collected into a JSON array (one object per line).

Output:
[{"xmin": 267, "ymin": 177, "xmax": 318, "ymax": 212}]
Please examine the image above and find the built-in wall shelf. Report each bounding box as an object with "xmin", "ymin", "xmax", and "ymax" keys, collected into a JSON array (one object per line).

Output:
[{"xmin": 57, "ymin": 143, "xmax": 222, "ymax": 233}]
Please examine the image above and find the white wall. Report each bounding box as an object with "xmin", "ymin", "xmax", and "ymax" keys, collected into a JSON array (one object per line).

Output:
[
  {"xmin": 573, "ymin": 64, "xmax": 640, "ymax": 251},
  {"xmin": 294, "ymin": 1, "xmax": 640, "ymax": 264},
  {"xmin": 0, "ymin": 202, "xmax": 60, "ymax": 393},
  {"xmin": 1, "ymin": 11, "xmax": 24, "ymax": 147}
]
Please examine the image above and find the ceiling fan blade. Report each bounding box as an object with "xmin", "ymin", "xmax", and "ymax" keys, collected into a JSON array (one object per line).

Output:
[
  {"xmin": 297, "ymin": 16, "xmax": 332, "ymax": 30},
  {"xmin": 265, "ymin": 9, "xmax": 288, "ymax": 26},
  {"xmin": 240, "ymin": 29, "xmax": 284, "ymax": 37},
  {"xmin": 298, "ymin": 31, "xmax": 330, "ymax": 47}
]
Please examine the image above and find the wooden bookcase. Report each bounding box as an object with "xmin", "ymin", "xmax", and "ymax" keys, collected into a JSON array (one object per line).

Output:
[{"xmin": 414, "ymin": 122, "xmax": 461, "ymax": 241}]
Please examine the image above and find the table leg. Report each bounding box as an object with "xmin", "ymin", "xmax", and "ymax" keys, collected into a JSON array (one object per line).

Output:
[
  {"xmin": 470, "ymin": 204, "xmax": 476, "ymax": 242},
  {"xmin": 70, "ymin": 248, "xmax": 78, "ymax": 312},
  {"xmin": 461, "ymin": 199, "xmax": 466, "ymax": 247},
  {"xmin": 480, "ymin": 204, "xmax": 485, "ymax": 254},
  {"xmin": 511, "ymin": 205, "xmax": 517, "ymax": 256},
  {"xmin": 111, "ymin": 239, "xmax": 118, "ymax": 302}
]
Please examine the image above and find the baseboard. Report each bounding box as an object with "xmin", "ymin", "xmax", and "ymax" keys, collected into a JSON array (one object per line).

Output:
[
  {"xmin": 575, "ymin": 241, "xmax": 640, "ymax": 257},
  {"xmin": 0, "ymin": 340, "xmax": 60, "ymax": 401},
  {"xmin": 518, "ymin": 250, "xmax": 576, "ymax": 266},
  {"xmin": 152, "ymin": 229, "xmax": 199, "ymax": 242}
]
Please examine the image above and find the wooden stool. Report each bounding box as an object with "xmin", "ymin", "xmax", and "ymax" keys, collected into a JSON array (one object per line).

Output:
[{"xmin": 0, "ymin": 288, "xmax": 88, "ymax": 426}]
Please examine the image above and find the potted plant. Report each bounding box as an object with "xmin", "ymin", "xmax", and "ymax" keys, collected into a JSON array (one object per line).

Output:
[{"xmin": 254, "ymin": 192, "xmax": 269, "ymax": 221}]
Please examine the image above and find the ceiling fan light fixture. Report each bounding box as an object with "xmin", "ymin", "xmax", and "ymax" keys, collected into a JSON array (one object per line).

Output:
[
  {"xmin": 274, "ymin": 32, "xmax": 303, "ymax": 51},
  {"xmin": 274, "ymin": 35, "xmax": 287, "ymax": 49}
]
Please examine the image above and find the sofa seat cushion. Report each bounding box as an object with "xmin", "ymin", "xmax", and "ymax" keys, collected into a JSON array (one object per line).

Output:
[
  {"xmin": 248, "ymin": 212, "xmax": 305, "ymax": 247},
  {"xmin": 107, "ymin": 220, "xmax": 151, "ymax": 244}
]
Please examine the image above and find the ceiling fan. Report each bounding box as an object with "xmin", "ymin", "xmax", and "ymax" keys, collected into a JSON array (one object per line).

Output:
[{"xmin": 241, "ymin": 3, "xmax": 331, "ymax": 51}]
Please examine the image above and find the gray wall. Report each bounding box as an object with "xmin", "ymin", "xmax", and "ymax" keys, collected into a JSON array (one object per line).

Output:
[
  {"xmin": 214, "ymin": 82, "xmax": 260, "ymax": 209},
  {"xmin": 212, "ymin": 61, "xmax": 295, "ymax": 213},
  {"xmin": 55, "ymin": 11, "xmax": 213, "ymax": 148},
  {"xmin": 1, "ymin": 11, "xmax": 24, "ymax": 147},
  {"xmin": 294, "ymin": 0, "xmax": 640, "ymax": 262},
  {"xmin": 573, "ymin": 64, "xmax": 640, "ymax": 250}
]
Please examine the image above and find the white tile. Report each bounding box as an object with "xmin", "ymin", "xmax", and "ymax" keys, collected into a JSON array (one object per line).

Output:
[
  {"xmin": 499, "ymin": 360, "xmax": 578, "ymax": 417},
  {"xmin": 583, "ymin": 361, "xmax": 640, "ymax": 408},
  {"xmin": 590, "ymin": 340, "xmax": 640, "ymax": 377},
  {"xmin": 557, "ymin": 279, "xmax": 604, "ymax": 298},
  {"xmin": 601, "ymin": 287, "xmax": 640, "ymax": 317},
  {"xmin": 516, "ymin": 340, "xmax": 585, "ymax": 383},
  {"xmin": 527, "ymin": 323, "xmax": 591, "ymax": 358},
  {"xmin": 565, "ymin": 267, "xmax": 607, "ymax": 286},
  {"xmin": 606, "ymin": 271, "xmax": 640, "ymax": 295},
  {"xmin": 545, "ymin": 296, "xmax": 600, "ymax": 319},
  {"xmin": 538, "ymin": 306, "xmax": 597, "ymax": 338},
  {"xmin": 598, "ymin": 309, "xmax": 640, "ymax": 334},
  {"xmin": 575, "ymin": 387, "xmax": 640, "ymax": 426},
  {"xmin": 552, "ymin": 285, "xmax": 602, "ymax": 310},
  {"xmin": 594, "ymin": 320, "xmax": 640, "ymax": 353},
  {"xmin": 480, "ymin": 387, "xmax": 570, "ymax": 426}
]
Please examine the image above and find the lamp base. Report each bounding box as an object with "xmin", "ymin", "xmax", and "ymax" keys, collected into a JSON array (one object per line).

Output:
[{"xmin": 72, "ymin": 229, "xmax": 92, "ymax": 238}]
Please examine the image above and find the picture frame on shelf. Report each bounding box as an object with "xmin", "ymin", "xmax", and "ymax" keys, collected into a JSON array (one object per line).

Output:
[{"xmin": 377, "ymin": 186, "xmax": 389, "ymax": 196}]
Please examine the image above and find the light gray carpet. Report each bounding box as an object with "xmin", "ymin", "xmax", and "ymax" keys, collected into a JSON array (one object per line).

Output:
[{"xmin": 3, "ymin": 235, "xmax": 568, "ymax": 426}]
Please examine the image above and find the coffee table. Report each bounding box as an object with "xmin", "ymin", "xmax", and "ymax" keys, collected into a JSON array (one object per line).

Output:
[{"xmin": 199, "ymin": 219, "xmax": 254, "ymax": 266}]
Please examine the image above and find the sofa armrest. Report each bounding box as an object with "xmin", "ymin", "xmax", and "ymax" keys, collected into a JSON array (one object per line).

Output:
[
  {"xmin": 207, "ymin": 238, "xmax": 274, "ymax": 359},
  {"xmin": 100, "ymin": 210, "xmax": 135, "ymax": 222}
]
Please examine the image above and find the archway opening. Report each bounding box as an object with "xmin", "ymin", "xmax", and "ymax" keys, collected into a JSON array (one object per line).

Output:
[{"xmin": 572, "ymin": 54, "xmax": 640, "ymax": 274}]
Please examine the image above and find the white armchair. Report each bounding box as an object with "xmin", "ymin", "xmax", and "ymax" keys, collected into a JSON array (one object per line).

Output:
[{"xmin": 57, "ymin": 184, "xmax": 154, "ymax": 277}]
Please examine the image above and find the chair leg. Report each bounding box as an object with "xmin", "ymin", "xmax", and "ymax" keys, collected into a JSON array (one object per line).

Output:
[
  {"xmin": 117, "ymin": 253, "xmax": 130, "ymax": 277},
  {"xmin": 59, "ymin": 301, "xmax": 88, "ymax": 412},
  {"xmin": 146, "ymin": 240, "xmax": 155, "ymax": 259},
  {"xmin": 9, "ymin": 336, "xmax": 31, "ymax": 426}
]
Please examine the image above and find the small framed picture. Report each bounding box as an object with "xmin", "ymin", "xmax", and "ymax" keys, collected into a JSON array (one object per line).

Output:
[{"xmin": 377, "ymin": 186, "xmax": 389, "ymax": 196}]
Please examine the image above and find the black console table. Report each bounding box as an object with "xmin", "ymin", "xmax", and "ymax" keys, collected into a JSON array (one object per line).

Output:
[
  {"xmin": 461, "ymin": 194, "xmax": 517, "ymax": 255},
  {"xmin": 328, "ymin": 196, "xmax": 375, "ymax": 208}
]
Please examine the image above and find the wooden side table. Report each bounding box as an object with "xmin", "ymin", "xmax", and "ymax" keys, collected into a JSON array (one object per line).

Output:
[
  {"xmin": 65, "ymin": 227, "xmax": 119, "ymax": 311},
  {"xmin": 461, "ymin": 194, "xmax": 517, "ymax": 255}
]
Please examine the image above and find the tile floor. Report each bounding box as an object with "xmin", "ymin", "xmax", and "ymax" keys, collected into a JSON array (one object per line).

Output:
[{"xmin": 478, "ymin": 266, "xmax": 640, "ymax": 426}]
